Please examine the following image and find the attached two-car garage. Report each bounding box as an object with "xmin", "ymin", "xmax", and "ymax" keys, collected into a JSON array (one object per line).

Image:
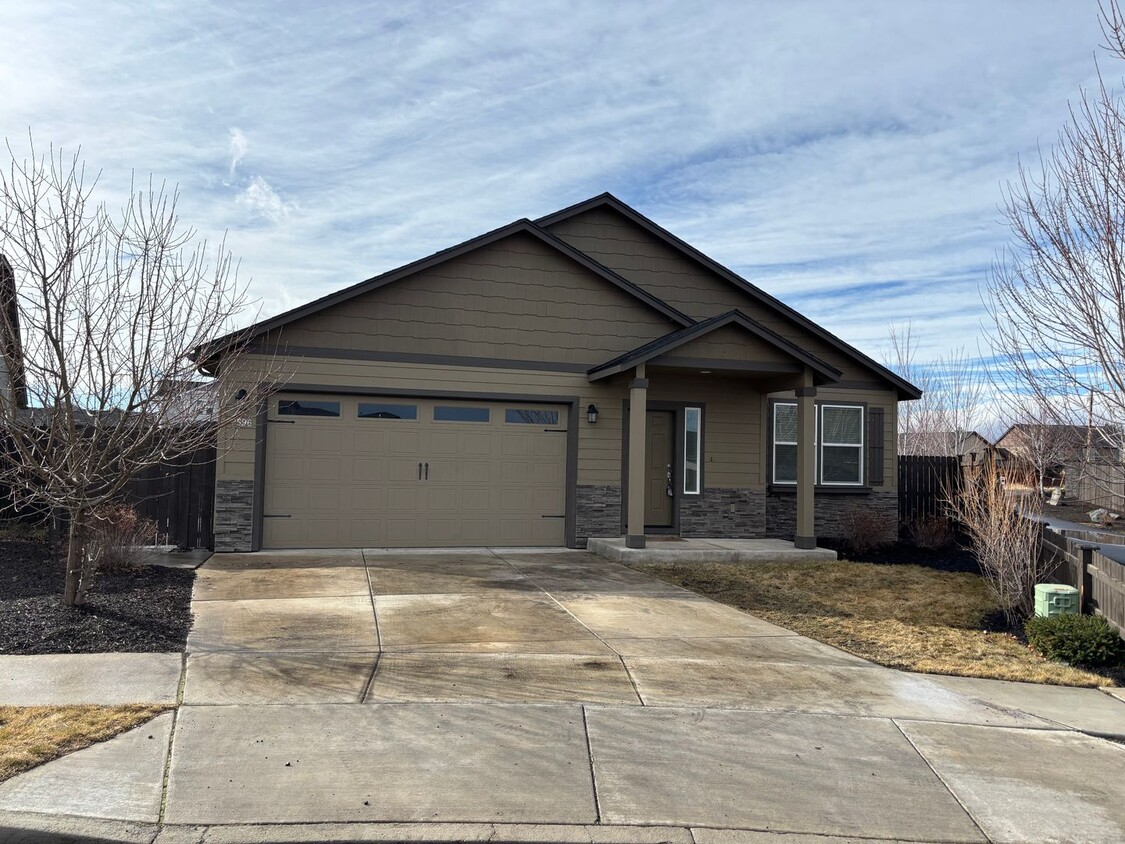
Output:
[{"xmin": 261, "ymin": 394, "xmax": 569, "ymax": 549}]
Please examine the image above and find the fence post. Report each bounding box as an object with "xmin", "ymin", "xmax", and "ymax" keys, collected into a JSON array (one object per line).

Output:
[{"xmin": 1078, "ymin": 544, "xmax": 1097, "ymax": 614}]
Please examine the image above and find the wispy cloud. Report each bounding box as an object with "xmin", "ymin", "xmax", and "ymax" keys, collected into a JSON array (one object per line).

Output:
[
  {"xmin": 226, "ymin": 127, "xmax": 247, "ymax": 183},
  {"xmin": 0, "ymin": 0, "xmax": 1108, "ymax": 376}
]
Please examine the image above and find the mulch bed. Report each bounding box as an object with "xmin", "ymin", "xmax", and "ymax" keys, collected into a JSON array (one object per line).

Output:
[
  {"xmin": 821, "ymin": 538, "xmax": 982, "ymax": 574},
  {"xmin": 0, "ymin": 540, "xmax": 194, "ymax": 655}
]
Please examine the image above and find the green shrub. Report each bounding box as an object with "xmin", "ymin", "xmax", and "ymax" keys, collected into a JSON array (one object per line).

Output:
[{"xmin": 1024, "ymin": 614, "xmax": 1124, "ymax": 667}]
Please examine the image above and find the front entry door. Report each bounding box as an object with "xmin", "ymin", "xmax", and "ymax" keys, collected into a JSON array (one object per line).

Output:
[{"xmin": 644, "ymin": 410, "xmax": 674, "ymax": 527}]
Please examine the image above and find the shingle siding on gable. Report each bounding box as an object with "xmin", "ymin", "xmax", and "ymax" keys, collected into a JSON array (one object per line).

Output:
[
  {"xmin": 267, "ymin": 231, "xmax": 677, "ymax": 366},
  {"xmin": 546, "ymin": 207, "xmax": 871, "ymax": 382}
]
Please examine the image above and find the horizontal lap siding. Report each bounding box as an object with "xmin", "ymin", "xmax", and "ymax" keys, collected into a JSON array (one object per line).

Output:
[
  {"xmin": 656, "ymin": 324, "xmax": 792, "ymax": 364},
  {"xmin": 648, "ymin": 375, "xmax": 761, "ymax": 489},
  {"xmin": 219, "ymin": 356, "xmax": 628, "ymax": 486},
  {"xmin": 547, "ymin": 209, "xmax": 873, "ymax": 381},
  {"xmin": 266, "ymin": 232, "xmax": 676, "ymax": 367}
]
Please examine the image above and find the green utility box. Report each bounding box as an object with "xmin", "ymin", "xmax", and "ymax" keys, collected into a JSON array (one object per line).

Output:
[{"xmin": 1034, "ymin": 583, "xmax": 1080, "ymax": 618}]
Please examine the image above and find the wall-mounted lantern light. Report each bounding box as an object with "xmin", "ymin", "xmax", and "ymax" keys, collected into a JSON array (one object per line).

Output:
[
  {"xmin": 587, "ymin": 403, "xmax": 599, "ymax": 424},
  {"xmin": 233, "ymin": 388, "xmax": 248, "ymax": 401}
]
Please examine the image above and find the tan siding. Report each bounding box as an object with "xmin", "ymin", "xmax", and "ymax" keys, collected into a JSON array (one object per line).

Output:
[
  {"xmin": 648, "ymin": 374, "xmax": 761, "ymax": 488},
  {"xmin": 262, "ymin": 232, "xmax": 677, "ymax": 367},
  {"xmin": 653, "ymin": 323, "xmax": 792, "ymax": 364},
  {"xmin": 546, "ymin": 207, "xmax": 878, "ymax": 381},
  {"xmin": 219, "ymin": 355, "xmax": 629, "ymax": 487}
]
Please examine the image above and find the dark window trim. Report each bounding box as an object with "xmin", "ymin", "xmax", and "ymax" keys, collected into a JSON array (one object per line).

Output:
[{"xmin": 767, "ymin": 398, "xmax": 868, "ymax": 487}]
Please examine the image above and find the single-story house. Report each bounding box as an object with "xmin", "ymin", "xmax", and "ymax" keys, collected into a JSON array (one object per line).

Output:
[
  {"xmin": 196, "ymin": 194, "xmax": 921, "ymax": 552},
  {"xmin": 898, "ymin": 429, "xmax": 996, "ymax": 466}
]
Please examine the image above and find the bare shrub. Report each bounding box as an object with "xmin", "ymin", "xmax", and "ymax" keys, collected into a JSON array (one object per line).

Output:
[
  {"xmin": 946, "ymin": 458, "xmax": 1044, "ymax": 625},
  {"xmin": 906, "ymin": 515, "xmax": 954, "ymax": 550},
  {"xmin": 842, "ymin": 509, "xmax": 893, "ymax": 555},
  {"xmin": 87, "ymin": 504, "xmax": 161, "ymax": 573}
]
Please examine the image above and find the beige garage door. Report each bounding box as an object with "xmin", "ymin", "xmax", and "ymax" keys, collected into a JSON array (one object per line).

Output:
[{"xmin": 262, "ymin": 394, "xmax": 568, "ymax": 549}]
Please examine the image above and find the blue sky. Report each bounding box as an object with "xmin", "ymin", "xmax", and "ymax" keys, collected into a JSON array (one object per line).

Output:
[{"xmin": 0, "ymin": 0, "xmax": 1106, "ymax": 369}]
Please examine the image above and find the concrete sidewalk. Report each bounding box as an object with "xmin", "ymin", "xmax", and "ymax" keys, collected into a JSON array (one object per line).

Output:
[
  {"xmin": 0, "ymin": 653, "xmax": 182, "ymax": 705},
  {"xmin": 2, "ymin": 549, "xmax": 1124, "ymax": 843}
]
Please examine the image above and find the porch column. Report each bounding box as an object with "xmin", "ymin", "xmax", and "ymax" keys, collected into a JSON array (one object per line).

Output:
[
  {"xmin": 795, "ymin": 370, "xmax": 817, "ymax": 549},
  {"xmin": 626, "ymin": 364, "xmax": 648, "ymax": 548}
]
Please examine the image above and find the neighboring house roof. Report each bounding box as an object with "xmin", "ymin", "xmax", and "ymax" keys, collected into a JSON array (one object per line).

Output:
[
  {"xmin": 194, "ymin": 194, "xmax": 923, "ymax": 400},
  {"xmin": 0, "ymin": 254, "xmax": 28, "ymax": 409},
  {"xmin": 587, "ymin": 309, "xmax": 842, "ymax": 383},
  {"xmin": 195, "ymin": 218, "xmax": 693, "ymax": 367},
  {"xmin": 997, "ymin": 423, "xmax": 1122, "ymax": 463},
  {"xmin": 537, "ymin": 193, "xmax": 921, "ymax": 400}
]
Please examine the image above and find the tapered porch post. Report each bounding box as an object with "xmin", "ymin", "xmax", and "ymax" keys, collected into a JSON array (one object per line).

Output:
[
  {"xmin": 627, "ymin": 364, "xmax": 648, "ymax": 548},
  {"xmin": 795, "ymin": 369, "xmax": 817, "ymax": 549}
]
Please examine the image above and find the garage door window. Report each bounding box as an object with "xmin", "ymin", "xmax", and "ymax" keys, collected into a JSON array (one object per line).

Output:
[
  {"xmin": 279, "ymin": 400, "xmax": 340, "ymax": 417},
  {"xmin": 505, "ymin": 409, "xmax": 559, "ymax": 425},
  {"xmin": 434, "ymin": 406, "xmax": 490, "ymax": 422},
  {"xmin": 358, "ymin": 402, "xmax": 417, "ymax": 420}
]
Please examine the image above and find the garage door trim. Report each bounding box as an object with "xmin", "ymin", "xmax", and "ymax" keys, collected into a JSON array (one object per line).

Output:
[{"xmin": 251, "ymin": 384, "xmax": 581, "ymax": 551}]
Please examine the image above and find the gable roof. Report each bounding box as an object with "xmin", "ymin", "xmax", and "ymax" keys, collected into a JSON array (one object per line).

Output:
[
  {"xmin": 194, "ymin": 218, "xmax": 693, "ymax": 365},
  {"xmin": 538, "ymin": 193, "xmax": 921, "ymax": 400},
  {"xmin": 587, "ymin": 309, "xmax": 843, "ymax": 383}
]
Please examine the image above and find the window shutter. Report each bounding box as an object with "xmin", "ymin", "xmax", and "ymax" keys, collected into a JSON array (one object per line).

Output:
[{"xmin": 867, "ymin": 408, "xmax": 885, "ymax": 486}]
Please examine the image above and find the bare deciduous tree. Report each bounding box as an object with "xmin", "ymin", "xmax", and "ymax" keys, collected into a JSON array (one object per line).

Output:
[
  {"xmin": 883, "ymin": 322, "xmax": 987, "ymax": 457},
  {"xmin": 988, "ymin": 0, "xmax": 1125, "ymax": 501},
  {"xmin": 0, "ymin": 140, "xmax": 276, "ymax": 606},
  {"xmin": 946, "ymin": 455, "xmax": 1045, "ymax": 625}
]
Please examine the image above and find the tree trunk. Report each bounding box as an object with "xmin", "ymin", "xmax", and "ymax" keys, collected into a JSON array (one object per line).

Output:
[{"xmin": 63, "ymin": 514, "xmax": 82, "ymax": 607}]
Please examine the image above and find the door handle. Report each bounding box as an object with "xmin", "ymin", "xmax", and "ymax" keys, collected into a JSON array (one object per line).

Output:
[
  {"xmin": 424, "ymin": 462, "xmax": 429, "ymax": 480},
  {"xmin": 418, "ymin": 462, "xmax": 422, "ymax": 480}
]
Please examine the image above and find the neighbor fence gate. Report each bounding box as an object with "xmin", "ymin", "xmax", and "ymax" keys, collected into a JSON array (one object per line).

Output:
[{"xmin": 898, "ymin": 455, "xmax": 962, "ymax": 528}]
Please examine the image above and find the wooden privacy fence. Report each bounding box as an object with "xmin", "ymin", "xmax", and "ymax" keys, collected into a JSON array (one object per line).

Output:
[
  {"xmin": 1041, "ymin": 525, "xmax": 1125, "ymax": 640},
  {"xmin": 123, "ymin": 444, "xmax": 216, "ymax": 550},
  {"xmin": 1068, "ymin": 462, "xmax": 1125, "ymax": 513},
  {"xmin": 898, "ymin": 455, "xmax": 962, "ymax": 526}
]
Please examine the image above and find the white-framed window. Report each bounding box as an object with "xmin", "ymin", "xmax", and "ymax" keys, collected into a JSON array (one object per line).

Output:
[
  {"xmin": 684, "ymin": 407, "xmax": 702, "ymax": 494},
  {"xmin": 772, "ymin": 402, "xmax": 799, "ymax": 483},
  {"xmin": 820, "ymin": 404, "xmax": 863, "ymax": 485},
  {"xmin": 771, "ymin": 402, "xmax": 864, "ymax": 486}
]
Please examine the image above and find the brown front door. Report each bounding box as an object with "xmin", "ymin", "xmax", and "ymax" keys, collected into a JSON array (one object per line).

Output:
[{"xmin": 644, "ymin": 410, "xmax": 674, "ymax": 527}]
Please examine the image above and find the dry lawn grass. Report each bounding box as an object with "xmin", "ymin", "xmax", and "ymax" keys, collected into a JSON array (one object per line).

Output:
[
  {"xmin": 632, "ymin": 561, "xmax": 1117, "ymax": 687},
  {"xmin": 0, "ymin": 704, "xmax": 168, "ymax": 783}
]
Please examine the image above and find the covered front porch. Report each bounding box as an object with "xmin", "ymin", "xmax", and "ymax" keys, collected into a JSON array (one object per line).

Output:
[{"xmin": 587, "ymin": 310, "xmax": 843, "ymax": 552}]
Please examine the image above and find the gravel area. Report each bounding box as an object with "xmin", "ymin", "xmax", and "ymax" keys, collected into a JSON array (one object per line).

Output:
[{"xmin": 0, "ymin": 540, "xmax": 194, "ymax": 654}]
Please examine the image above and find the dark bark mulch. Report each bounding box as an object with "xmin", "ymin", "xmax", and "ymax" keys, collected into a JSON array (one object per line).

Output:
[
  {"xmin": 0, "ymin": 539, "xmax": 194, "ymax": 654},
  {"xmin": 820, "ymin": 538, "xmax": 982, "ymax": 574}
]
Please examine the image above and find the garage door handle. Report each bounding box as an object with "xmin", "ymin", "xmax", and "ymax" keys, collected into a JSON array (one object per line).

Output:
[
  {"xmin": 424, "ymin": 462, "xmax": 429, "ymax": 480},
  {"xmin": 418, "ymin": 462, "xmax": 422, "ymax": 480}
]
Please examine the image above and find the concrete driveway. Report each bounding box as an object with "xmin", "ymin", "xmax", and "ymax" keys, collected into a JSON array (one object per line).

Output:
[{"xmin": 2, "ymin": 548, "xmax": 1124, "ymax": 844}]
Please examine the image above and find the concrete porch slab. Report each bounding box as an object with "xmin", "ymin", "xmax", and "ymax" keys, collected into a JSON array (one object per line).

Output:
[
  {"xmin": 0, "ymin": 653, "xmax": 182, "ymax": 706},
  {"xmin": 0, "ymin": 712, "xmax": 173, "ymax": 822},
  {"xmin": 584, "ymin": 707, "xmax": 985, "ymax": 841},
  {"xmin": 365, "ymin": 653, "xmax": 640, "ymax": 704},
  {"xmin": 587, "ymin": 537, "xmax": 837, "ymax": 564},
  {"xmin": 165, "ymin": 703, "xmax": 597, "ymax": 825},
  {"xmin": 897, "ymin": 720, "xmax": 1125, "ymax": 843}
]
